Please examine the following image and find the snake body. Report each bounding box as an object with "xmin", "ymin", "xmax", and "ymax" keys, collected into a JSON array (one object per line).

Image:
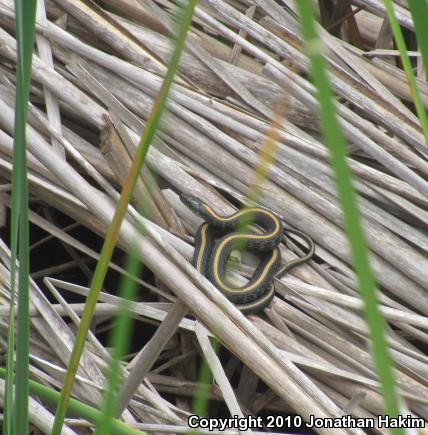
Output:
[
  {"xmin": 180, "ymin": 194, "xmax": 314, "ymax": 314},
  {"xmin": 180, "ymin": 194, "xmax": 281, "ymax": 313}
]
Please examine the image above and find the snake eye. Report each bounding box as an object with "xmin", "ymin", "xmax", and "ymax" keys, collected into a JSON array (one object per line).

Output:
[
  {"xmin": 179, "ymin": 193, "xmax": 191, "ymax": 206},
  {"xmin": 179, "ymin": 193, "xmax": 201, "ymax": 211}
]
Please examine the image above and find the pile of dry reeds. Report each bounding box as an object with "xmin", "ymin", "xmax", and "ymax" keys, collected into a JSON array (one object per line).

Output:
[{"xmin": 0, "ymin": 1, "xmax": 427, "ymax": 434}]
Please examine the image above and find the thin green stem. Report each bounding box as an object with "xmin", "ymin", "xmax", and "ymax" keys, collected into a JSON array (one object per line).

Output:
[
  {"xmin": 0, "ymin": 367, "xmax": 145, "ymax": 435},
  {"xmin": 383, "ymin": 0, "xmax": 428, "ymax": 147},
  {"xmin": 94, "ymin": 252, "xmax": 140, "ymax": 435},
  {"xmin": 296, "ymin": 2, "xmax": 404, "ymax": 433},
  {"xmin": 51, "ymin": 2, "xmax": 197, "ymax": 434},
  {"xmin": 6, "ymin": 1, "xmax": 37, "ymax": 434},
  {"xmin": 408, "ymin": 0, "xmax": 428, "ymax": 84}
]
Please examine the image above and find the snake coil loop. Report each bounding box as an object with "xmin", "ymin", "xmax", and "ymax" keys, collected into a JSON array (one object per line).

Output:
[{"xmin": 180, "ymin": 194, "xmax": 315, "ymax": 314}]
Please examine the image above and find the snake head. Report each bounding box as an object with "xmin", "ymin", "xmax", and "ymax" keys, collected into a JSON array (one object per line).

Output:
[{"xmin": 179, "ymin": 193, "xmax": 204, "ymax": 214}]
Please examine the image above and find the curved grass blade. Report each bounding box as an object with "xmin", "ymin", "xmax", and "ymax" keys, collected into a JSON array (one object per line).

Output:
[
  {"xmin": 296, "ymin": 2, "xmax": 404, "ymax": 433},
  {"xmin": 383, "ymin": 0, "xmax": 428, "ymax": 147},
  {"xmin": 4, "ymin": 2, "xmax": 37, "ymax": 435},
  {"xmin": 51, "ymin": 2, "xmax": 198, "ymax": 434},
  {"xmin": 94, "ymin": 251, "xmax": 140, "ymax": 435},
  {"xmin": 0, "ymin": 367, "xmax": 145, "ymax": 435}
]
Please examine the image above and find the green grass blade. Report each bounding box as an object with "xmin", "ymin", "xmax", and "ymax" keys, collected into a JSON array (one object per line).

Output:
[
  {"xmin": 190, "ymin": 97, "xmax": 293, "ymax": 418},
  {"xmin": 191, "ymin": 99, "xmax": 287, "ymax": 420},
  {"xmin": 4, "ymin": 164, "xmax": 18, "ymax": 433},
  {"xmin": 192, "ymin": 339, "xmax": 219, "ymax": 418},
  {"xmin": 296, "ymin": 2, "xmax": 404, "ymax": 433},
  {"xmin": 3, "ymin": 147, "xmax": 16, "ymax": 435},
  {"xmin": 383, "ymin": 0, "xmax": 428, "ymax": 147},
  {"xmin": 4, "ymin": 2, "xmax": 37, "ymax": 435},
  {"xmin": 0, "ymin": 367, "xmax": 145, "ymax": 435},
  {"xmin": 51, "ymin": 2, "xmax": 197, "ymax": 434},
  {"xmin": 94, "ymin": 252, "xmax": 140, "ymax": 435},
  {"xmin": 408, "ymin": 0, "xmax": 428, "ymax": 98}
]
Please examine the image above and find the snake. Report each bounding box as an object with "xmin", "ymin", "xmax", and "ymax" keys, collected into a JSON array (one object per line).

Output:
[{"xmin": 180, "ymin": 194, "xmax": 315, "ymax": 314}]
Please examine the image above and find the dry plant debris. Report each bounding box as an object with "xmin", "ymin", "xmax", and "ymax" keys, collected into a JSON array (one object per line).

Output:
[{"xmin": 0, "ymin": 0, "xmax": 427, "ymax": 434}]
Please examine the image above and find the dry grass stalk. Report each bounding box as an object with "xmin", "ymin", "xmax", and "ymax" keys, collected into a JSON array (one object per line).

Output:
[{"xmin": 0, "ymin": 0, "xmax": 427, "ymax": 433}]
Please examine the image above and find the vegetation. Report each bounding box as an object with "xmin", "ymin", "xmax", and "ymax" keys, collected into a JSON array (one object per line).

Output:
[{"xmin": 0, "ymin": 0, "xmax": 427, "ymax": 434}]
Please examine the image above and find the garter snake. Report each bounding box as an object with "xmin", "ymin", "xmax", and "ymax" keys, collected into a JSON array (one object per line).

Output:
[{"xmin": 180, "ymin": 194, "xmax": 315, "ymax": 314}]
